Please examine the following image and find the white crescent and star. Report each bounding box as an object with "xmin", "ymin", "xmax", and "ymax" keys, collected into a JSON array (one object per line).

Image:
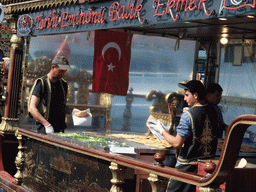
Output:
[
  {"xmin": 102, "ymin": 42, "xmax": 121, "ymax": 72},
  {"xmin": 107, "ymin": 63, "xmax": 116, "ymax": 71}
]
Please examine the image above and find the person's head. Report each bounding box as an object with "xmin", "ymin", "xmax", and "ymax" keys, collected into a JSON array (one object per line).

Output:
[
  {"xmin": 50, "ymin": 56, "xmax": 70, "ymax": 81},
  {"xmin": 178, "ymin": 80, "xmax": 205, "ymax": 106},
  {"xmin": 206, "ymin": 83, "xmax": 223, "ymax": 105}
]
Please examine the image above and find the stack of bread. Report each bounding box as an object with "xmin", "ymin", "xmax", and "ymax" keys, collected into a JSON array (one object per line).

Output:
[{"xmin": 74, "ymin": 110, "xmax": 90, "ymax": 117}]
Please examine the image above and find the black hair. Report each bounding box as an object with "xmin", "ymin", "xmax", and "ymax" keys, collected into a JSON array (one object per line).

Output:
[
  {"xmin": 206, "ymin": 83, "xmax": 223, "ymax": 94},
  {"xmin": 181, "ymin": 80, "xmax": 205, "ymax": 101}
]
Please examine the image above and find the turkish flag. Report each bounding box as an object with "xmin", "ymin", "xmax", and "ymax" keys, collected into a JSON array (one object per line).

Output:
[{"xmin": 92, "ymin": 30, "xmax": 133, "ymax": 96}]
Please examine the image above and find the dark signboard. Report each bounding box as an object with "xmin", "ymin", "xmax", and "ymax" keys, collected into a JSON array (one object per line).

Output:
[{"xmin": 17, "ymin": 0, "xmax": 256, "ymax": 36}]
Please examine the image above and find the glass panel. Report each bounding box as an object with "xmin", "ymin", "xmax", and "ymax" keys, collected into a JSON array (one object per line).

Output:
[
  {"xmin": 219, "ymin": 44, "xmax": 256, "ymax": 145},
  {"xmin": 20, "ymin": 32, "xmax": 196, "ymax": 134}
]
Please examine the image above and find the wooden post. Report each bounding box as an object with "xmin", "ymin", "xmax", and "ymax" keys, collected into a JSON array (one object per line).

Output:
[
  {"xmin": 109, "ymin": 162, "xmax": 125, "ymax": 192},
  {"xmin": 14, "ymin": 132, "xmax": 25, "ymax": 185},
  {"xmin": 0, "ymin": 15, "xmax": 24, "ymax": 134},
  {"xmin": 147, "ymin": 173, "xmax": 160, "ymax": 192},
  {"xmin": 147, "ymin": 152, "xmax": 169, "ymax": 192}
]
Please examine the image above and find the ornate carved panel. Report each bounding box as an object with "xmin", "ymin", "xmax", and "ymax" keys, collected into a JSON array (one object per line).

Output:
[{"xmin": 22, "ymin": 138, "xmax": 112, "ymax": 192}]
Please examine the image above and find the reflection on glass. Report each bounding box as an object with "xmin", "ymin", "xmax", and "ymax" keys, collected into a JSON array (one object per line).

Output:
[{"xmin": 20, "ymin": 32, "xmax": 196, "ymax": 134}]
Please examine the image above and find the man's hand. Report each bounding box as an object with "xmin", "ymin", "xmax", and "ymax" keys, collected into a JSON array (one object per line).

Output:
[
  {"xmin": 45, "ymin": 124, "xmax": 54, "ymax": 134},
  {"xmin": 147, "ymin": 116, "xmax": 169, "ymax": 136}
]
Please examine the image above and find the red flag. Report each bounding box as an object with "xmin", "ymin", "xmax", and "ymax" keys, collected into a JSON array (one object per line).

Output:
[{"xmin": 93, "ymin": 30, "xmax": 133, "ymax": 95}]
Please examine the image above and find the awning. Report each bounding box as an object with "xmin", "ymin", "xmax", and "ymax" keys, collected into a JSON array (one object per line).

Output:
[{"xmin": 3, "ymin": 0, "xmax": 256, "ymax": 41}]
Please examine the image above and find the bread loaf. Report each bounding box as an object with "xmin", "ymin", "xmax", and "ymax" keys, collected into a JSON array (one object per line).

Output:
[{"xmin": 74, "ymin": 110, "xmax": 89, "ymax": 117}]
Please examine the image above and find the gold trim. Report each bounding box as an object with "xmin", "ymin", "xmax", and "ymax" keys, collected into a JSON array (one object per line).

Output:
[
  {"xmin": 109, "ymin": 162, "xmax": 125, "ymax": 192},
  {"xmin": 4, "ymin": 0, "xmax": 52, "ymax": 7},
  {"xmin": 148, "ymin": 174, "xmax": 159, "ymax": 192},
  {"xmin": 0, "ymin": 117, "xmax": 19, "ymax": 133},
  {"xmin": 3, "ymin": 0, "xmax": 79, "ymax": 14},
  {"xmin": 199, "ymin": 186, "xmax": 222, "ymax": 192},
  {"xmin": 148, "ymin": 173, "xmax": 168, "ymax": 192},
  {"xmin": 14, "ymin": 133, "xmax": 26, "ymax": 184}
]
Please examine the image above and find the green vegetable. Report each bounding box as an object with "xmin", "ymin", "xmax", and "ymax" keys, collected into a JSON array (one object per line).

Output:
[{"xmin": 54, "ymin": 133, "xmax": 128, "ymax": 147}]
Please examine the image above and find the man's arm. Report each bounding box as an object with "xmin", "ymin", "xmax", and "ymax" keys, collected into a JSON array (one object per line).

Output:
[
  {"xmin": 162, "ymin": 131, "xmax": 186, "ymax": 149},
  {"xmin": 29, "ymin": 95, "xmax": 50, "ymax": 127}
]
